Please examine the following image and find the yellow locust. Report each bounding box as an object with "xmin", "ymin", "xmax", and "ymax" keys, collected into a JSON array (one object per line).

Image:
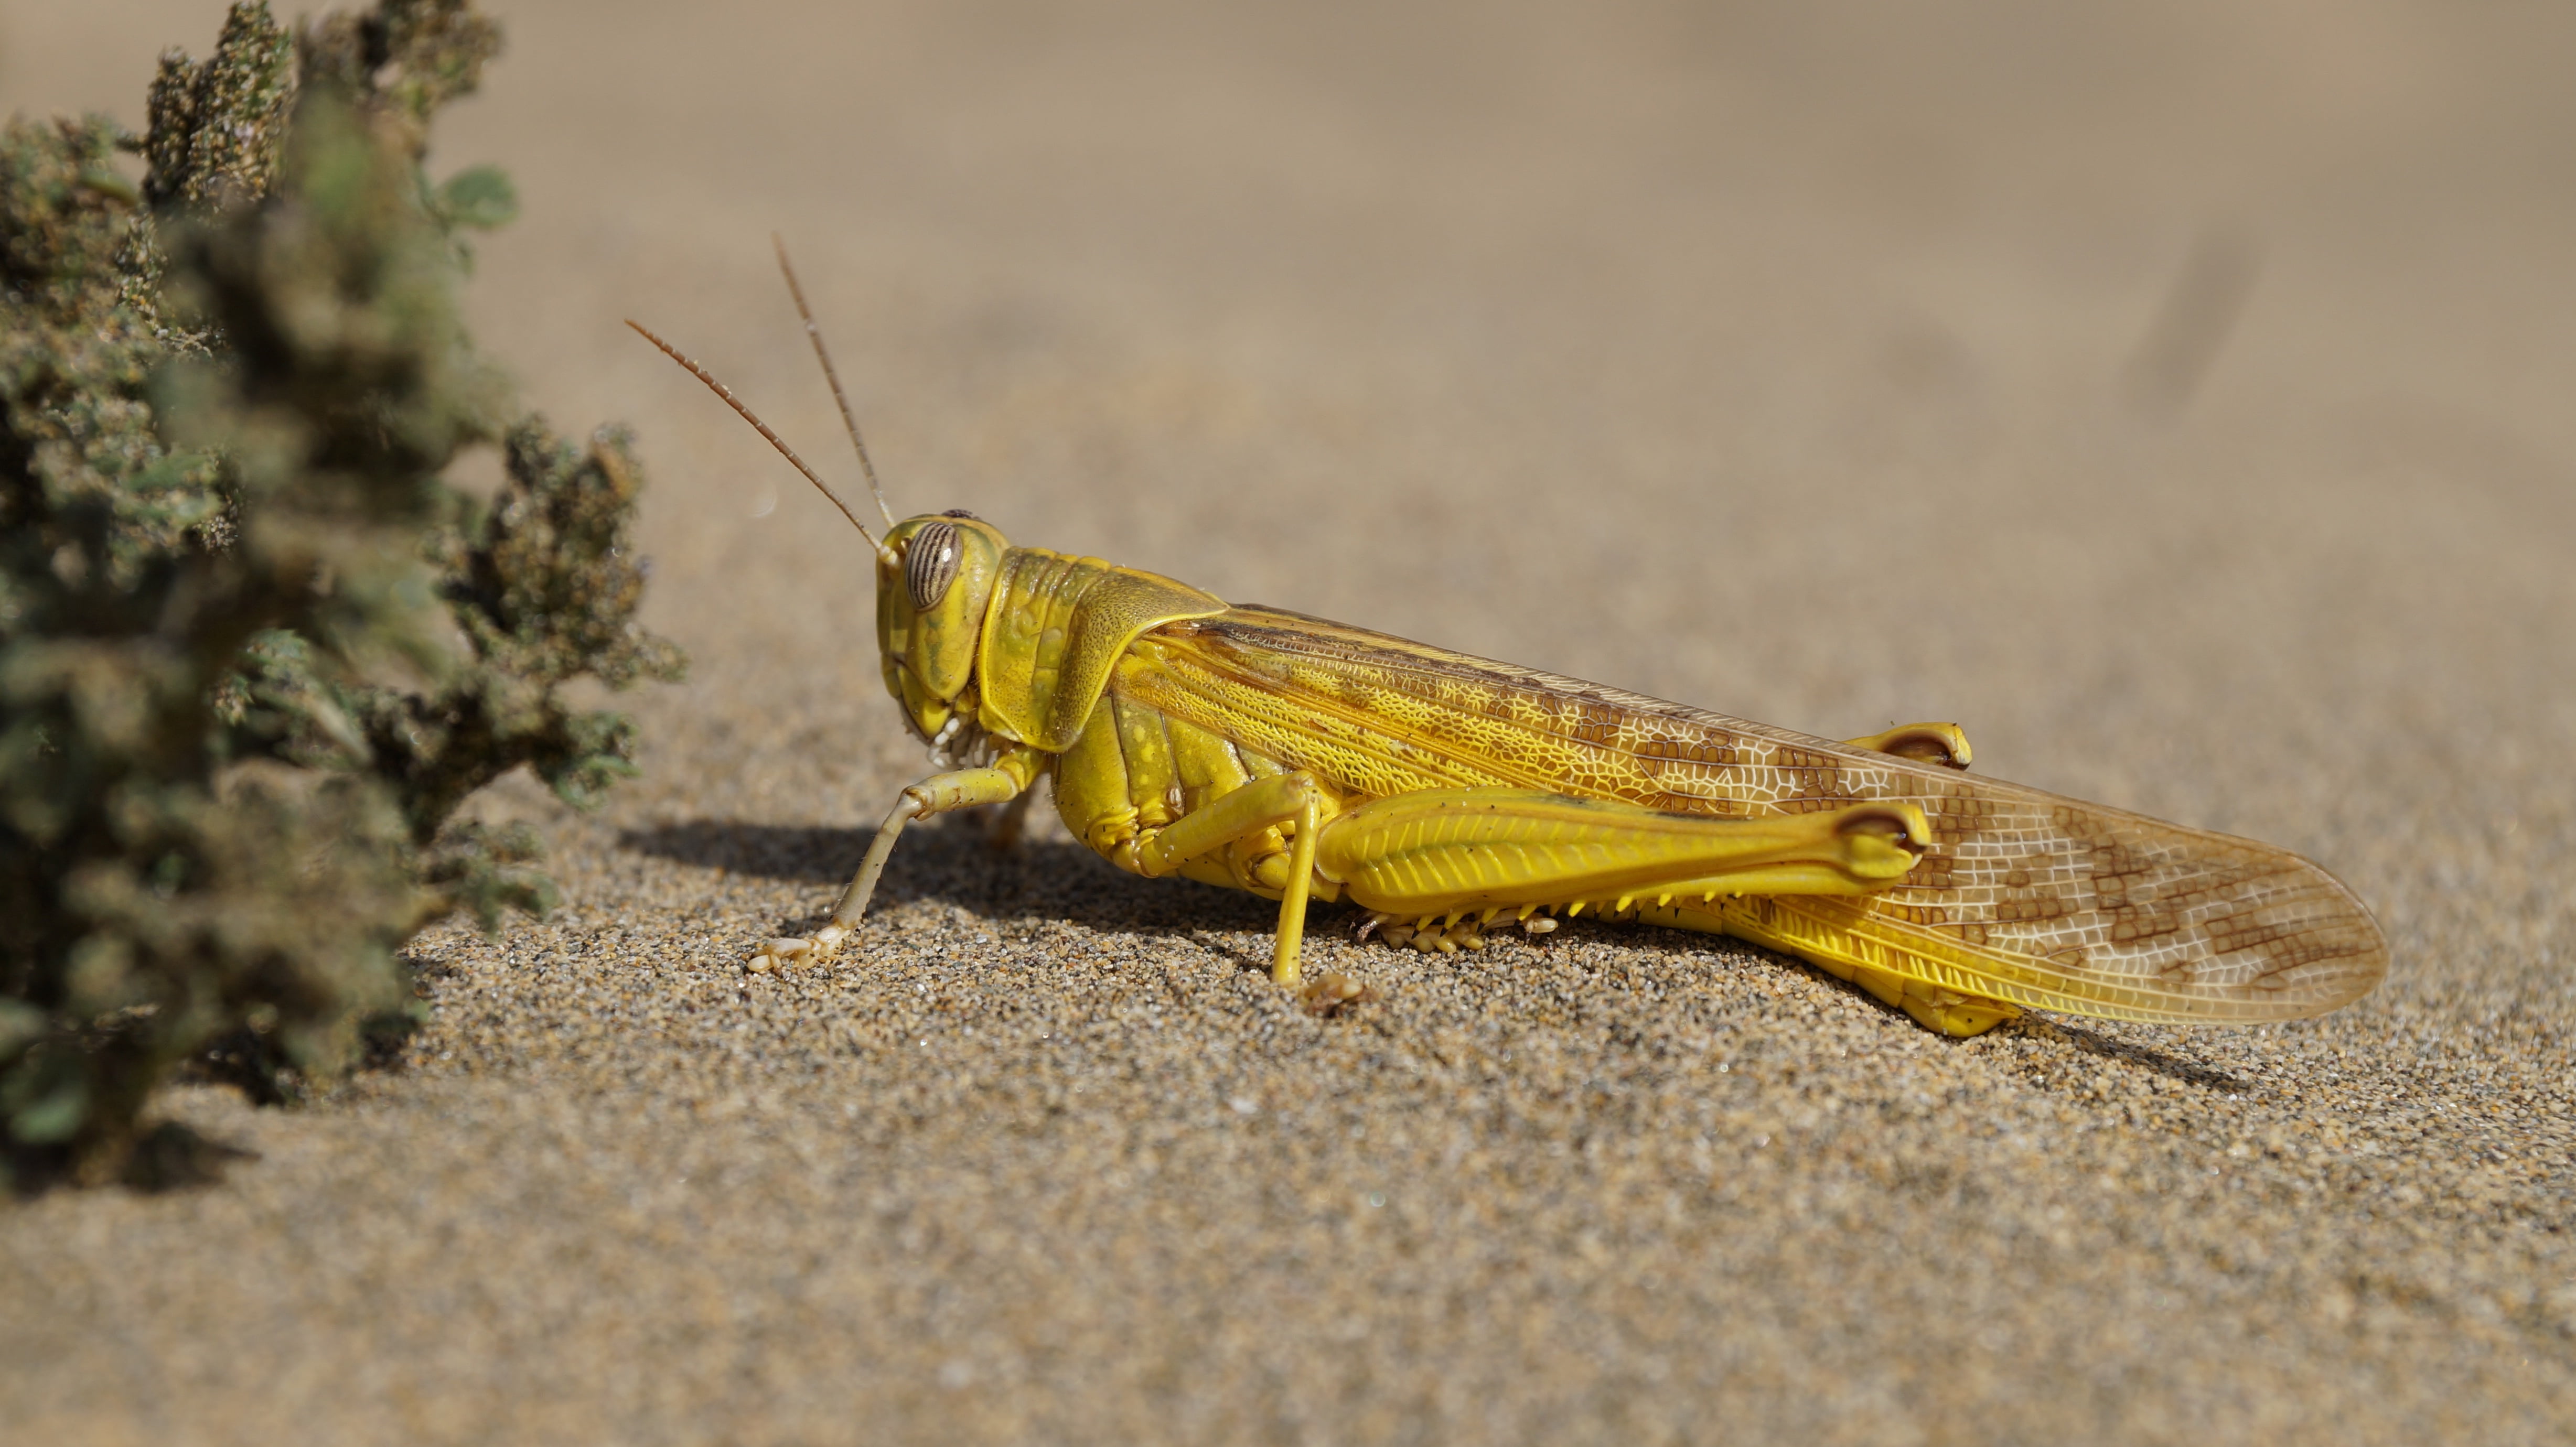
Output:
[{"xmin": 631, "ymin": 256, "xmax": 2387, "ymax": 1038}]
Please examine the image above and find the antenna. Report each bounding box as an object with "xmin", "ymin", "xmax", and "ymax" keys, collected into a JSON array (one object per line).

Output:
[
  {"xmin": 625, "ymin": 319, "xmax": 886, "ymax": 551},
  {"xmin": 772, "ymin": 234, "xmax": 899, "ymax": 531}
]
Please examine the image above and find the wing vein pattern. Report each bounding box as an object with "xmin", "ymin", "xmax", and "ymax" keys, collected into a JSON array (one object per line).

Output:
[{"xmin": 1111, "ymin": 606, "xmax": 2386, "ymax": 1022}]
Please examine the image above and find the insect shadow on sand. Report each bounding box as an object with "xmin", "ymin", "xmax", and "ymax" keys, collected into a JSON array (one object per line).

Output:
[
  {"xmin": 2019, "ymin": 1014, "xmax": 2251, "ymax": 1094},
  {"xmin": 620, "ymin": 822, "xmax": 2282, "ymax": 1073},
  {"xmin": 618, "ymin": 816, "xmax": 1282, "ymax": 948}
]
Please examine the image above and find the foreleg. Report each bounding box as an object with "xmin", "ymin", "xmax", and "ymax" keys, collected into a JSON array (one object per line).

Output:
[{"xmin": 749, "ymin": 751, "xmax": 1040, "ymax": 972}]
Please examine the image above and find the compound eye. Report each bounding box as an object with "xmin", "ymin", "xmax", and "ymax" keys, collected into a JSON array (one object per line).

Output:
[{"xmin": 905, "ymin": 519, "xmax": 962, "ymax": 612}]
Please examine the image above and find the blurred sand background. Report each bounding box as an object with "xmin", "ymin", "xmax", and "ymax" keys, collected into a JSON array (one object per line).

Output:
[{"xmin": 3, "ymin": 1, "xmax": 2573, "ymax": 1442}]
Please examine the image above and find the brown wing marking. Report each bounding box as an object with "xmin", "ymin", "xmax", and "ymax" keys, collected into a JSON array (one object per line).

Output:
[{"xmin": 1111, "ymin": 606, "xmax": 2387, "ymax": 1023}]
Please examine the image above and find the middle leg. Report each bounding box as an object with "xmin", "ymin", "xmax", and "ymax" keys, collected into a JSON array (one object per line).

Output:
[{"xmin": 1130, "ymin": 770, "xmax": 1339, "ymax": 985}]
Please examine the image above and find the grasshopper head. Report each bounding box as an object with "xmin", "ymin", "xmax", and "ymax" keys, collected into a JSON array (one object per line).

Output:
[{"xmin": 877, "ymin": 510, "xmax": 1010, "ymax": 742}]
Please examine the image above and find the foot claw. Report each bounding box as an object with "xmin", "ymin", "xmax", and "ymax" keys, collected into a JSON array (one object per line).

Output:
[
  {"xmin": 1301, "ymin": 973, "xmax": 1377, "ymax": 1017},
  {"xmin": 748, "ymin": 925, "xmax": 852, "ymax": 974}
]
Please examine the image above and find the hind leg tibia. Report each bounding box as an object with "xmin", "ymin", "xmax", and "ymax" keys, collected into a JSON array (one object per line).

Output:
[
  {"xmin": 1691, "ymin": 895, "xmax": 2022, "ymax": 1038},
  {"xmin": 1801, "ymin": 948, "xmax": 2022, "ymax": 1038}
]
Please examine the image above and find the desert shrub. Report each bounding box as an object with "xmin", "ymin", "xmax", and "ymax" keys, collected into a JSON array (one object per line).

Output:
[{"xmin": 0, "ymin": 0, "xmax": 682, "ymax": 1188}]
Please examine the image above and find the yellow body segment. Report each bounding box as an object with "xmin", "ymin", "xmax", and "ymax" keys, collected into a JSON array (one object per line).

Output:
[
  {"xmin": 1311, "ymin": 790, "xmax": 1929, "ymax": 914},
  {"xmin": 765, "ymin": 516, "xmax": 2387, "ymax": 1039},
  {"xmin": 1096, "ymin": 606, "xmax": 2386, "ymax": 1031},
  {"xmin": 972, "ymin": 548, "xmax": 1226, "ymax": 752},
  {"xmin": 631, "ymin": 306, "xmax": 2385, "ymax": 1037}
]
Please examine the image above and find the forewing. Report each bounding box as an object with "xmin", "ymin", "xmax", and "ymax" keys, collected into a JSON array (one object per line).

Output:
[{"xmin": 1114, "ymin": 606, "xmax": 2388, "ymax": 1023}]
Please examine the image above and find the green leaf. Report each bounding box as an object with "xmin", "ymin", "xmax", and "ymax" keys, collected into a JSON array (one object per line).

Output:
[
  {"xmin": 0, "ymin": 1000, "xmax": 45, "ymax": 1058},
  {"xmin": 436, "ymin": 165, "xmax": 518, "ymax": 230},
  {"xmin": 4, "ymin": 1061, "xmax": 88, "ymax": 1145}
]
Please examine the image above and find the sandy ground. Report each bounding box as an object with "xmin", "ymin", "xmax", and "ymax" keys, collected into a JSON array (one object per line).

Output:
[{"xmin": 4, "ymin": 2, "xmax": 2573, "ymax": 1442}]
